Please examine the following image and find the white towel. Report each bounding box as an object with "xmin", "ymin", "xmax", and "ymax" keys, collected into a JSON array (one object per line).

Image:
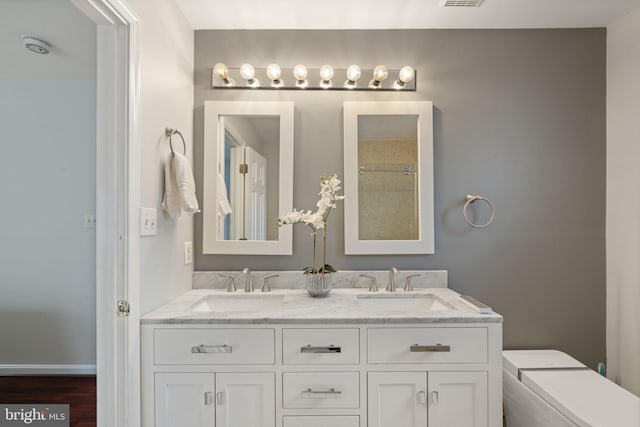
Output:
[
  {"xmin": 162, "ymin": 152, "xmax": 200, "ymax": 218},
  {"xmin": 217, "ymin": 174, "xmax": 232, "ymax": 216}
]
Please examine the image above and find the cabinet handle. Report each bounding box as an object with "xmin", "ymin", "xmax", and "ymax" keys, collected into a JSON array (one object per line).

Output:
[
  {"xmin": 216, "ymin": 391, "xmax": 225, "ymax": 405},
  {"xmin": 409, "ymin": 344, "xmax": 450, "ymax": 352},
  {"xmin": 300, "ymin": 345, "xmax": 342, "ymax": 353},
  {"xmin": 301, "ymin": 388, "xmax": 342, "ymax": 398},
  {"xmin": 204, "ymin": 391, "xmax": 213, "ymax": 406},
  {"xmin": 416, "ymin": 390, "xmax": 427, "ymax": 405},
  {"xmin": 191, "ymin": 344, "xmax": 233, "ymax": 354},
  {"xmin": 431, "ymin": 391, "xmax": 439, "ymax": 406}
]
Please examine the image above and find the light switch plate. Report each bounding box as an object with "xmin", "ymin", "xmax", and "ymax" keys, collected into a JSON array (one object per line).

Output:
[
  {"xmin": 83, "ymin": 214, "xmax": 96, "ymax": 229},
  {"xmin": 140, "ymin": 207, "xmax": 157, "ymax": 236},
  {"xmin": 184, "ymin": 241, "xmax": 193, "ymax": 264}
]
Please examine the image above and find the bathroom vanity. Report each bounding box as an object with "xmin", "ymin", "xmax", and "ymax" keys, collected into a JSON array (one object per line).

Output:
[{"xmin": 141, "ymin": 286, "xmax": 502, "ymax": 427}]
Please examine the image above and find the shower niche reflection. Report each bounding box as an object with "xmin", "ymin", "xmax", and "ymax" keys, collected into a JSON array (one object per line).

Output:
[
  {"xmin": 344, "ymin": 102, "xmax": 434, "ymax": 254},
  {"xmin": 358, "ymin": 115, "xmax": 419, "ymax": 241}
]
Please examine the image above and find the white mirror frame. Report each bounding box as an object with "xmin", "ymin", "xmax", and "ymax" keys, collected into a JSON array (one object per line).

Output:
[
  {"xmin": 343, "ymin": 101, "xmax": 434, "ymax": 254},
  {"xmin": 203, "ymin": 101, "xmax": 294, "ymax": 255}
]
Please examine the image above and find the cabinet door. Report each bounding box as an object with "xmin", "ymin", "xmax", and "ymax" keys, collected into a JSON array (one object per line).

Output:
[
  {"xmin": 215, "ymin": 372, "xmax": 275, "ymax": 427},
  {"xmin": 428, "ymin": 371, "xmax": 487, "ymax": 427},
  {"xmin": 368, "ymin": 372, "xmax": 428, "ymax": 427},
  {"xmin": 155, "ymin": 372, "xmax": 214, "ymax": 427}
]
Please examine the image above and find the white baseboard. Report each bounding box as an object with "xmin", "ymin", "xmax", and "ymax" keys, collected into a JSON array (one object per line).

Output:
[{"xmin": 0, "ymin": 364, "xmax": 96, "ymax": 375}]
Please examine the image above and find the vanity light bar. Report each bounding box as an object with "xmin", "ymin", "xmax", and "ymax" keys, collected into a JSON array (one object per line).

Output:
[{"xmin": 212, "ymin": 63, "xmax": 416, "ymax": 91}]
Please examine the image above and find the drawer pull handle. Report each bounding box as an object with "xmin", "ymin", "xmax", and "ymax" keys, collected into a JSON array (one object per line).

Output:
[
  {"xmin": 410, "ymin": 344, "xmax": 451, "ymax": 352},
  {"xmin": 417, "ymin": 390, "xmax": 427, "ymax": 405},
  {"xmin": 204, "ymin": 391, "xmax": 213, "ymax": 406},
  {"xmin": 191, "ymin": 344, "xmax": 233, "ymax": 354},
  {"xmin": 301, "ymin": 388, "xmax": 342, "ymax": 398},
  {"xmin": 431, "ymin": 391, "xmax": 439, "ymax": 406},
  {"xmin": 300, "ymin": 345, "xmax": 341, "ymax": 353}
]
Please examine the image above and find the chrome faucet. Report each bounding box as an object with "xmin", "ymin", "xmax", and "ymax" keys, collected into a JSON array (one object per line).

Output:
[
  {"xmin": 219, "ymin": 274, "xmax": 237, "ymax": 292},
  {"xmin": 386, "ymin": 267, "xmax": 399, "ymax": 292},
  {"xmin": 242, "ymin": 268, "xmax": 254, "ymax": 292}
]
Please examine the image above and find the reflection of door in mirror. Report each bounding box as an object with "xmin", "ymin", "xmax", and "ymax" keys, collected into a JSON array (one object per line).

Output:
[
  {"xmin": 357, "ymin": 115, "xmax": 419, "ymax": 241},
  {"xmin": 218, "ymin": 115, "xmax": 278, "ymax": 241}
]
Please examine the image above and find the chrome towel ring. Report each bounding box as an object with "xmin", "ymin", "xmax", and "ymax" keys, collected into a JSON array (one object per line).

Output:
[
  {"xmin": 463, "ymin": 194, "xmax": 495, "ymax": 228},
  {"xmin": 165, "ymin": 127, "xmax": 186, "ymax": 156}
]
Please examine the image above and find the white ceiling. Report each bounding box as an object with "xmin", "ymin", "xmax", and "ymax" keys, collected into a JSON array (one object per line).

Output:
[
  {"xmin": 177, "ymin": 0, "xmax": 640, "ymax": 30},
  {"xmin": 0, "ymin": 0, "xmax": 96, "ymax": 80}
]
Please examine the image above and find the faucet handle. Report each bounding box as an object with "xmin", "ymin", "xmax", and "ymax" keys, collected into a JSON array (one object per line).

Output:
[
  {"xmin": 360, "ymin": 274, "xmax": 378, "ymax": 292},
  {"xmin": 262, "ymin": 274, "xmax": 279, "ymax": 292},
  {"xmin": 404, "ymin": 274, "xmax": 420, "ymax": 291},
  {"xmin": 219, "ymin": 274, "xmax": 237, "ymax": 292}
]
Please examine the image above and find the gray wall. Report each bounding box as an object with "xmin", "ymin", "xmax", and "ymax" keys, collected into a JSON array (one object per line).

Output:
[
  {"xmin": 0, "ymin": 1, "xmax": 96, "ymax": 366},
  {"xmin": 194, "ymin": 29, "xmax": 606, "ymax": 368}
]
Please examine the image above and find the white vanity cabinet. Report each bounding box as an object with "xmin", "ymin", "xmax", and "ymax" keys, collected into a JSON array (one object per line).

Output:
[
  {"xmin": 153, "ymin": 372, "xmax": 275, "ymax": 427},
  {"xmin": 142, "ymin": 322, "xmax": 502, "ymax": 427}
]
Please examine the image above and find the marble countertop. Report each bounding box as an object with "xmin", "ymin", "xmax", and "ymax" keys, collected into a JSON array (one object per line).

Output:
[{"xmin": 141, "ymin": 287, "xmax": 502, "ymax": 325}]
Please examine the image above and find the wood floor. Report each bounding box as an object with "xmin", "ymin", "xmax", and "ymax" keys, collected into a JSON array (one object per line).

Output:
[{"xmin": 0, "ymin": 376, "xmax": 96, "ymax": 427}]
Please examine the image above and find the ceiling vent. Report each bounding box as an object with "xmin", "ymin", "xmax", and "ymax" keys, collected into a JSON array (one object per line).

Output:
[{"xmin": 439, "ymin": 0, "xmax": 484, "ymax": 7}]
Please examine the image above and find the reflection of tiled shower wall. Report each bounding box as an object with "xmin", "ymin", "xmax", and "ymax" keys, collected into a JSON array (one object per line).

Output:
[{"xmin": 358, "ymin": 140, "xmax": 418, "ymax": 240}]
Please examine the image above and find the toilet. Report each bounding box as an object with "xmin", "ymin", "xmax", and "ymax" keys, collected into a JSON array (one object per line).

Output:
[{"xmin": 502, "ymin": 350, "xmax": 640, "ymax": 427}]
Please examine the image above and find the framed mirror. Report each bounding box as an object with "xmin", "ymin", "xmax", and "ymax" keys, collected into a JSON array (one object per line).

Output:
[
  {"xmin": 343, "ymin": 101, "xmax": 434, "ymax": 254},
  {"xmin": 203, "ymin": 101, "xmax": 294, "ymax": 255}
]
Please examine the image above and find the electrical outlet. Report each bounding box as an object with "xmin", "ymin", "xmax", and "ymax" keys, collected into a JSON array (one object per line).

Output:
[
  {"xmin": 140, "ymin": 207, "xmax": 158, "ymax": 236},
  {"xmin": 83, "ymin": 214, "xmax": 96, "ymax": 229},
  {"xmin": 184, "ymin": 241, "xmax": 193, "ymax": 265}
]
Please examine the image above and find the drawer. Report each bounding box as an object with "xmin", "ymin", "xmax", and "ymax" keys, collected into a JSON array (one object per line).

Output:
[
  {"xmin": 154, "ymin": 328, "xmax": 274, "ymax": 365},
  {"xmin": 367, "ymin": 327, "xmax": 487, "ymax": 364},
  {"xmin": 283, "ymin": 328, "xmax": 359, "ymax": 365},
  {"xmin": 282, "ymin": 372, "xmax": 360, "ymax": 409},
  {"xmin": 283, "ymin": 416, "xmax": 359, "ymax": 427}
]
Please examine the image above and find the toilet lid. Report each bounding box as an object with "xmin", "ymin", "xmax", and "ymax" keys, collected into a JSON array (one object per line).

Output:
[{"xmin": 521, "ymin": 369, "xmax": 640, "ymax": 427}]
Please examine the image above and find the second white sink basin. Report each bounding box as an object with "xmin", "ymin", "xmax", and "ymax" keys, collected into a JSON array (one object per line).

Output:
[
  {"xmin": 357, "ymin": 294, "xmax": 454, "ymax": 312},
  {"xmin": 189, "ymin": 295, "xmax": 284, "ymax": 313}
]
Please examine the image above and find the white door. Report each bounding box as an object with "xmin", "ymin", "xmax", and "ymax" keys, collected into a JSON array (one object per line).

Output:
[
  {"xmin": 155, "ymin": 373, "xmax": 215, "ymax": 427},
  {"xmin": 428, "ymin": 371, "xmax": 488, "ymax": 427},
  {"xmin": 244, "ymin": 146, "xmax": 267, "ymax": 240},
  {"xmin": 215, "ymin": 372, "xmax": 275, "ymax": 427},
  {"xmin": 368, "ymin": 372, "xmax": 428, "ymax": 427},
  {"xmin": 230, "ymin": 146, "xmax": 267, "ymax": 240}
]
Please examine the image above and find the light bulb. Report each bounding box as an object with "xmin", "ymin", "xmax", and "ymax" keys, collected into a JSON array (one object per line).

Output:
[
  {"xmin": 213, "ymin": 62, "xmax": 234, "ymax": 86},
  {"xmin": 239, "ymin": 63, "xmax": 255, "ymax": 80},
  {"xmin": 293, "ymin": 64, "xmax": 308, "ymax": 80},
  {"xmin": 319, "ymin": 64, "xmax": 334, "ymax": 88},
  {"xmin": 398, "ymin": 66, "xmax": 415, "ymax": 83},
  {"xmin": 346, "ymin": 65, "xmax": 361, "ymax": 82},
  {"xmin": 213, "ymin": 63, "xmax": 229, "ymax": 79},
  {"xmin": 293, "ymin": 64, "xmax": 308, "ymax": 88},
  {"xmin": 239, "ymin": 63, "xmax": 259, "ymax": 87},
  {"xmin": 369, "ymin": 65, "xmax": 388, "ymax": 88},
  {"xmin": 393, "ymin": 66, "xmax": 415, "ymax": 89},
  {"xmin": 344, "ymin": 64, "xmax": 361, "ymax": 88},
  {"xmin": 266, "ymin": 63, "xmax": 283, "ymax": 87}
]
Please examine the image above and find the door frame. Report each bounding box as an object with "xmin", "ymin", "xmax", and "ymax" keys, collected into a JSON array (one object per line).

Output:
[{"xmin": 71, "ymin": 0, "xmax": 140, "ymax": 425}]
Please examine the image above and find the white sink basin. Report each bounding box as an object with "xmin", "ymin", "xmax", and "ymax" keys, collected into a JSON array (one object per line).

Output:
[
  {"xmin": 356, "ymin": 294, "xmax": 454, "ymax": 312},
  {"xmin": 189, "ymin": 295, "xmax": 284, "ymax": 313}
]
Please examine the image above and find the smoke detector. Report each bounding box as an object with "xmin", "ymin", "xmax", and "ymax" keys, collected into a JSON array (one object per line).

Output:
[
  {"xmin": 439, "ymin": 0, "xmax": 484, "ymax": 7},
  {"xmin": 21, "ymin": 35, "xmax": 51, "ymax": 55}
]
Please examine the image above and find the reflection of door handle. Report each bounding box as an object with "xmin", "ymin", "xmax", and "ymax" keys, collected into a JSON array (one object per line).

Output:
[
  {"xmin": 431, "ymin": 391, "xmax": 439, "ymax": 406},
  {"xmin": 416, "ymin": 390, "xmax": 426, "ymax": 405}
]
